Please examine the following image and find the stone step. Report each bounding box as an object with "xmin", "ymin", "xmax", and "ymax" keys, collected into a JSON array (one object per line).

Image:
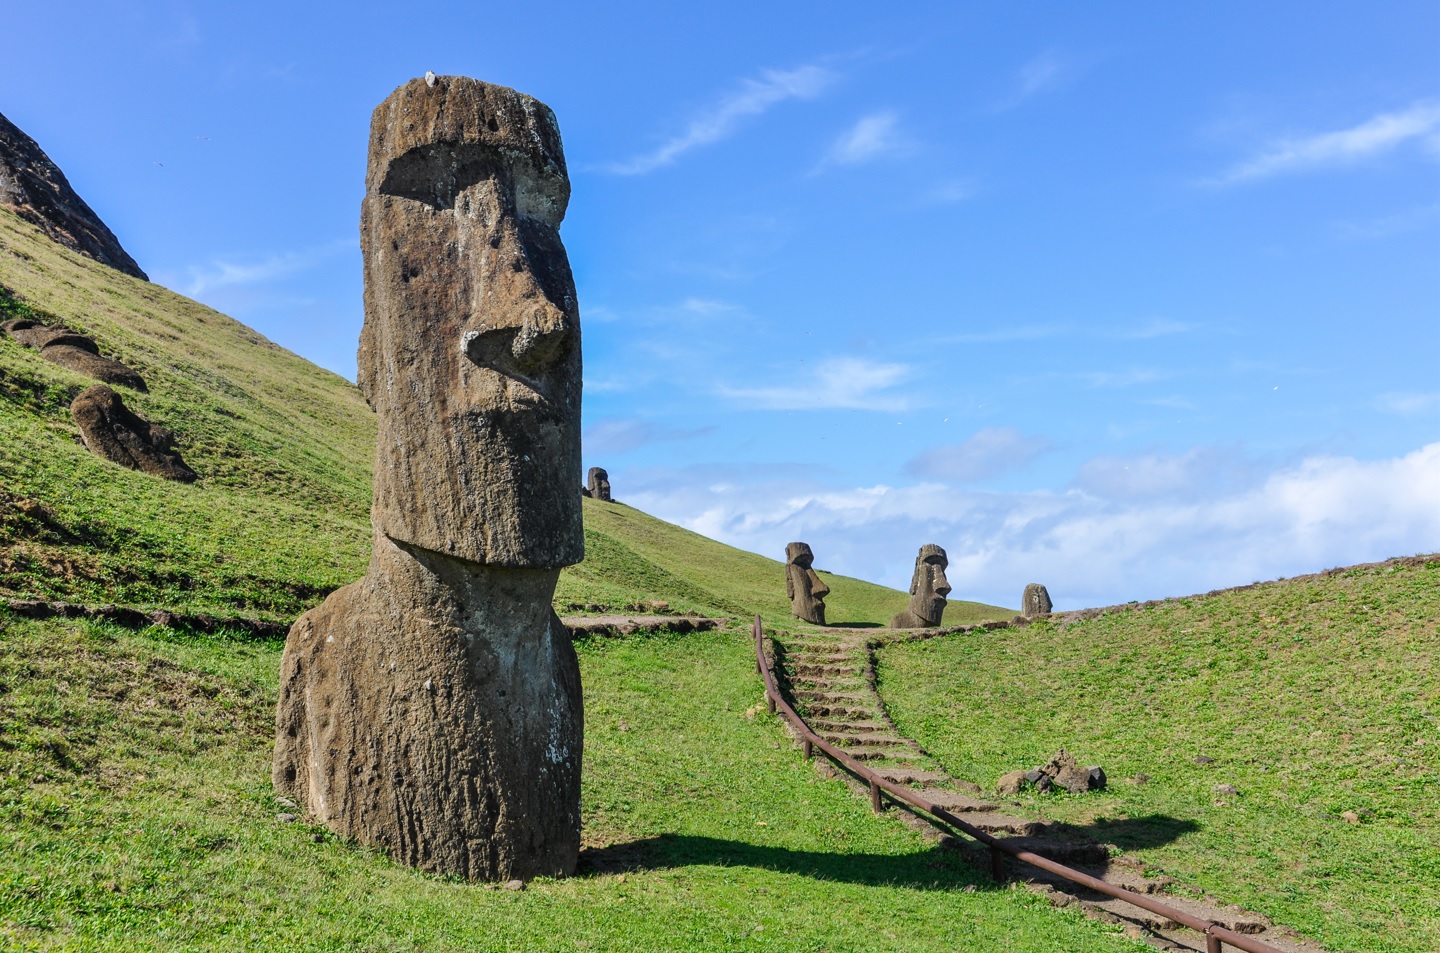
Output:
[
  {"xmin": 788, "ymin": 663, "xmax": 864, "ymax": 678},
  {"xmin": 786, "ymin": 676, "xmax": 868, "ymax": 692},
  {"xmin": 845, "ymin": 747, "xmax": 924, "ymax": 763},
  {"xmin": 820, "ymin": 733, "xmax": 915, "ymax": 749},
  {"xmin": 870, "ymin": 767, "xmax": 953, "ymax": 786},
  {"xmin": 798, "ymin": 704, "xmax": 873, "ymax": 720},
  {"xmin": 944, "ymin": 814, "xmax": 1055, "ymax": 838},
  {"xmin": 791, "ymin": 690, "xmax": 871, "ymax": 705},
  {"xmin": 807, "ymin": 719, "xmax": 891, "ymax": 734},
  {"xmin": 910, "ymin": 788, "xmax": 1001, "ymax": 813},
  {"xmin": 990, "ymin": 834, "xmax": 1109, "ymax": 864}
]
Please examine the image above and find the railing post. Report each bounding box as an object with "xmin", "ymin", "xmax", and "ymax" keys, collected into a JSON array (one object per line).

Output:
[
  {"xmin": 802, "ymin": 738, "xmax": 813, "ymax": 760},
  {"xmin": 869, "ymin": 780, "xmax": 883, "ymax": 813},
  {"xmin": 766, "ymin": 692, "xmax": 776, "ymax": 714},
  {"xmin": 990, "ymin": 845, "xmax": 1006, "ymax": 882},
  {"xmin": 1205, "ymin": 928, "xmax": 1223, "ymax": 953}
]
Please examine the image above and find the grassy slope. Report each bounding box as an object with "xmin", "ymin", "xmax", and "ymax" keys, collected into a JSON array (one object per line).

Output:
[
  {"xmin": 0, "ymin": 206, "xmax": 1006, "ymax": 628},
  {"xmin": 877, "ymin": 558, "xmax": 1440, "ymax": 953},
  {"xmin": 0, "ymin": 614, "xmax": 1126, "ymax": 952}
]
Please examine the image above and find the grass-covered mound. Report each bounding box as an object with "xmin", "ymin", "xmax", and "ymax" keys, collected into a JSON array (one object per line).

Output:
[
  {"xmin": 877, "ymin": 557, "xmax": 1440, "ymax": 953},
  {"xmin": 0, "ymin": 612, "xmax": 1126, "ymax": 951},
  {"xmin": 0, "ymin": 206, "xmax": 1004, "ymax": 627}
]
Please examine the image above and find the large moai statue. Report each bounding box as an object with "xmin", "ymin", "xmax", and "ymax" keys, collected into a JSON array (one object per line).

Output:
[
  {"xmin": 889, "ymin": 544, "xmax": 951, "ymax": 628},
  {"xmin": 1022, "ymin": 583, "xmax": 1053, "ymax": 618},
  {"xmin": 586, "ymin": 466, "xmax": 611, "ymax": 502},
  {"xmin": 273, "ymin": 76, "xmax": 585, "ymax": 882},
  {"xmin": 785, "ymin": 541, "xmax": 830, "ymax": 625}
]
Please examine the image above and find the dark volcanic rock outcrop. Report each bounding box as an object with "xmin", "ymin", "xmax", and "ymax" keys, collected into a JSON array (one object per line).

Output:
[
  {"xmin": 274, "ymin": 76, "xmax": 585, "ymax": 882},
  {"xmin": 2, "ymin": 317, "xmax": 146, "ymax": 390},
  {"xmin": 70, "ymin": 384, "xmax": 195, "ymax": 481},
  {"xmin": 0, "ymin": 112, "xmax": 147, "ymax": 280},
  {"xmin": 1022, "ymin": 583, "xmax": 1052, "ymax": 618}
]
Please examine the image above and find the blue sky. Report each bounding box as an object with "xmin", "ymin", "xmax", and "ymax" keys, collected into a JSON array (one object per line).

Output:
[{"xmin": 5, "ymin": 2, "xmax": 1438, "ymax": 608}]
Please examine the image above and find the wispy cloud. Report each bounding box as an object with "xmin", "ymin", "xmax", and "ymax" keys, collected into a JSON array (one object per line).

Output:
[
  {"xmin": 178, "ymin": 239, "xmax": 355, "ymax": 298},
  {"xmin": 1110, "ymin": 318, "xmax": 1198, "ymax": 340},
  {"xmin": 905, "ymin": 428, "xmax": 1051, "ymax": 483},
  {"xmin": 1207, "ymin": 102, "xmax": 1440, "ymax": 186},
  {"xmin": 994, "ymin": 51, "xmax": 1081, "ymax": 110},
  {"xmin": 1329, "ymin": 202, "xmax": 1440, "ymax": 242},
  {"xmin": 1078, "ymin": 367, "xmax": 1169, "ymax": 388},
  {"xmin": 1374, "ymin": 391, "xmax": 1440, "ymax": 416},
  {"xmin": 718, "ymin": 356, "xmax": 914, "ymax": 411},
  {"xmin": 605, "ymin": 64, "xmax": 835, "ymax": 175},
  {"xmin": 583, "ymin": 418, "xmax": 717, "ymax": 454},
  {"xmin": 819, "ymin": 111, "xmax": 912, "ymax": 169}
]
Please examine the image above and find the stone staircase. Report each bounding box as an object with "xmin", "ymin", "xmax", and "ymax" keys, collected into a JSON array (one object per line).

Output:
[{"xmin": 770, "ymin": 629, "xmax": 1328, "ymax": 953}]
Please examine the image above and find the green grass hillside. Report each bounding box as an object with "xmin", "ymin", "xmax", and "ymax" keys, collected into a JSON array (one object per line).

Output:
[
  {"xmin": 0, "ymin": 205, "xmax": 1004, "ymax": 628},
  {"xmin": 878, "ymin": 557, "xmax": 1440, "ymax": 953}
]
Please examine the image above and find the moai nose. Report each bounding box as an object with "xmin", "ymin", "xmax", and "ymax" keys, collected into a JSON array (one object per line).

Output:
[
  {"xmin": 935, "ymin": 573, "xmax": 952, "ymax": 598},
  {"xmin": 808, "ymin": 570, "xmax": 830, "ymax": 599}
]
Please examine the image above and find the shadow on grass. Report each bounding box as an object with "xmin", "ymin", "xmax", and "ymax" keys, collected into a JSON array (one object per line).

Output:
[
  {"xmin": 580, "ymin": 833, "xmax": 987, "ymax": 889},
  {"xmin": 822, "ymin": 621, "xmax": 885, "ymax": 629},
  {"xmin": 579, "ymin": 812, "xmax": 1200, "ymax": 889}
]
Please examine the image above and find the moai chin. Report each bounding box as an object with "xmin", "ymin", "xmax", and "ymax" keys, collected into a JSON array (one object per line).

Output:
[
  {"xmin": 785, "ymin": 542, "xmax": 829, "ymax": 625},
  {"xmin": 1022, "ymin": 583, "xmax": 1053, "ymax": 618},
  {"xmin": 889, "ymin": 544, "xmax": 951, "ymax": 628},
  {"xmin": 586, "ymin": 466, "xmax": 611, "ymax": 502},
  {"xmin": 273, "ymin": 76, "xmax": 585, "ymax": 881}
]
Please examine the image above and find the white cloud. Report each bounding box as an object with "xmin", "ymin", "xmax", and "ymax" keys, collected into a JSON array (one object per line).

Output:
[
  {"xmin": 926, "ymin": 179, "xmax": 977, "ymax": 204},
  {"xmin": 1209, "ymin": 102, "xmax": 1440, "ymax": 186},
  {"xmin": 624, "ymin": 443, "xmax": 1440, "ymax": 611},
  {"xmin": 717, "ymin": 356, "xmax": 914, "ymax": 411},
  {"xmin": 606, "ymin": 65, "xmax": 835, "ymax": 175},
  {"xmin": 175, "ymin": 238, "xmax": 355, "ymax": 298},
  {"xmin": 821, "ymin": 111, "xmax": 911, "ymax": 168},
  {"xmin": 905, "ymin": 428, "xmax": 1051, "ymax": 483}
]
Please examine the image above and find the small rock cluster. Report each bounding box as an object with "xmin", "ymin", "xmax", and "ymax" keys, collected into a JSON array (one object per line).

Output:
[{"xmin": 996, "ymin": 748, "xmax": 1106, "ymax": 795}]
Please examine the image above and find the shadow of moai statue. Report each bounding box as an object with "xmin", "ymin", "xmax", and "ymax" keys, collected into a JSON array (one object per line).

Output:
[
  {"xmin": 1022, "ymin": 583, "xmax": 1052, "ymax": 618},
  {"xmin": 785, "ymin": 541, "xmax": 830, "ymax": 625},
  {"xmin": 273, "ymin": 76, "xmax": 585, "ymax": 882},
  {"xmin": 889, "ymin": 544, "xmax": 951, "ymax": 628},
  {"xmin": 586, "ymin": 466, "xmax": 611, "ymax": 502}
]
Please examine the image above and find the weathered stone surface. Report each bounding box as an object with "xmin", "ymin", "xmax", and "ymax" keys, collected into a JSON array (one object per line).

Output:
[
  {"xmin": 2, "ymin": 318, "xmax": 147, "ymax": 390},
  {"xmin": 70, "ymin": 384, "xmax": 195, "ymax": 481},
  {"xmin": 0, "ymin": 111, "xmax": 147, "ymax": 280},
  {"xmin": 357, "ymin": 77, "xmax": 582, "ymax": 569},
  {"xmin": 995, "ymin": 769, "xmax": 1028, "ymax": 796},
  {"xmin": 1021, "ymin": 582, "xmax": 1052, "ymax": 618},
  {"xmin": 1040, "ymin": 748, "xmax": 1098, "ymax": 794},
  {"xmin": 888, "ymin": 543, "xmax": 950, "ymax": 628},
  {"xmin": 275, "ymin": 76, "xmax": 585, "ymax": 882},
  {"xmin": 274, "ymin": 533, "xmax": 581, "ymax": 880},
  {"xmin": 586, "ymin": 467, "xmax": 611, "ymax": 502},
  {"xmin": 785, "ymin": 541, "xmax": 829, "ymax": 625}
]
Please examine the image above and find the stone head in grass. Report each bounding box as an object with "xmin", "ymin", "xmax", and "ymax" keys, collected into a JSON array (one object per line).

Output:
[
  {"xmin": 889, "ymin": 544, "xmax": 951, "ymax": 628},
  {"xmin": 274, "ymin": 76, "xmax": 584, "ymax": 883},
  {"xmin": 785, "ymin": 541, "xmax": 829, "ymax": 625},
  {"xmin": 586, "ymin": 466, "xmax": 611, "ymax": 502}
]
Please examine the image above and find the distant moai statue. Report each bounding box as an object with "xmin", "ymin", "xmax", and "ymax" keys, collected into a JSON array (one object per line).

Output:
[
  {"xmin": 1022, "ymin": 583, "xmax": 1053, "ymax": 618},
  {"xmin": 889, "ymin": 544, "xmax": 951, "ymax": 628},
  {"xmin": 273, "ymin": 76, "xmax": 585, "ymax": 882},
  {"xmin": 586, "ymin": 466, "xmax": 611, "ymax": 502},
  {"xmin": 785, "ymin": 541, "xmax": 830, "ymax": 625}
]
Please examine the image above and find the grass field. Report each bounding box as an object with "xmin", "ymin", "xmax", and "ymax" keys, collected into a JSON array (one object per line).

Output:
[
  {"xmin": 877, "ymin": 557, "xmax": 1440, "ymax": 953},
  {"xmin": 0, "ymin": 613, "xmax": 1128, "ymax": 952}
]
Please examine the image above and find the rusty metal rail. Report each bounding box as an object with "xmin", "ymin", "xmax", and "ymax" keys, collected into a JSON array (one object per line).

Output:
[{"xmin": 752, "ymin": 615, "xmax": 1286, "ymax": 953}]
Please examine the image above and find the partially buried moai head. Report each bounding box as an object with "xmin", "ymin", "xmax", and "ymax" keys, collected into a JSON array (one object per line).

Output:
[
  {"xmin": 586, "ymin": 467, "xmax": 611, "ymax": 502},
  {"xmin": 785, "ymin": 542, "xmax": 830, "ymax": 625},
  {"xmin": 906, "ymin": 544, "xmax": 951, "ymax": 626},
  {"xmin": 358, "ymin": 76, "xmax": 583, "ymax": 569}
]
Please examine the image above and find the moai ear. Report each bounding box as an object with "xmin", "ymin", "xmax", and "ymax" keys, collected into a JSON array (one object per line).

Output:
[{"xmin": 786, "ymin": 567, "xmax": 795, "ymax": 600}]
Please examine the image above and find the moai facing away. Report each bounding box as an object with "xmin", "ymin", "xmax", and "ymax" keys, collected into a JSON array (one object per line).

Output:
[
  {"xmin": 1022, "ymin": 583, "xmax": 1053, "ymax": 618},
  {"xmin": 586, "ymin": 466, "xmax": 611, "ymax": 502},
  {"xmin": 785, "ymin": 541, "xmax": 830, "ymax": 625},
  {"xmin": 273, "ymin": 77, "xmax": 585, "ymax": 881},
  {"xmin": 889, "ymin": 544, "xmax": 951, "ymax": 628}
]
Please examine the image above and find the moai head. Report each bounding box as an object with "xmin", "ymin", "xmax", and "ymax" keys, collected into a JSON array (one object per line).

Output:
[
  {"xmin": 586, "ymin": 467, "xmax": 611, "ymax": 502},
  {"xmin": 358, "ymin": 77, "xmax": 583, "ymax": 568},
  {"xmin": 907, "ymin": 544, "xmax": 951, "ymax": 625},
  {"xmin": 785, "ymin": 542, "xmax": 830, "ymax": 625},
  {"xmin": 1022, "ymin": 583, "xmax": 1053, "ymax": 618}
]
